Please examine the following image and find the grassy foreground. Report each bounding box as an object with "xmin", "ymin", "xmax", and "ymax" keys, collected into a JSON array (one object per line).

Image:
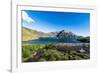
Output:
[{"xmin": 22, "ymin": 43, "xmax": 90, "ymax": 62}]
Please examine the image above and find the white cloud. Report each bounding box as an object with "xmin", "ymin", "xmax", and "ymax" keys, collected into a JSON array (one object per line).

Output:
[{"xmin": 22, "ymin": 11, "xmax": 35, "ymax": 24}]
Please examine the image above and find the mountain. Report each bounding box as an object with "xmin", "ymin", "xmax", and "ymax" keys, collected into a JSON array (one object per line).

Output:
[
  {"xmin": 22, "ymin": 27, "xmax": 45, "ymax": 41},
  {"xmin": 22, "ymin": 27, "xmax": 78, "ymax": 41},
  {"xmin": 22, "ymin": 27, "xmax": 57, "ymax": 41},
  {"xmin": 56, "ymin": 30, "xmax": 77, "ymax": 38}
]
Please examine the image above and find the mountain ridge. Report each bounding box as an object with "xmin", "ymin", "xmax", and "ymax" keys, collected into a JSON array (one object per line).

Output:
[{"xmin": 22, "ymin": 27, "xmax": 78, "ymax": 41}]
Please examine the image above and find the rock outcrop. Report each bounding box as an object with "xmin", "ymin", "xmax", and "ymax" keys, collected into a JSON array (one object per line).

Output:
[{"xmin": 56, "ymin": 30, "xmax": 77, "ymax": 38}]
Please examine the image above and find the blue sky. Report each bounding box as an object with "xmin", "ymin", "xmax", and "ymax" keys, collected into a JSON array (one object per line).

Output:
[{"xmin": 22, "ymin": 10, "xmax": 90, "ymax": 36}]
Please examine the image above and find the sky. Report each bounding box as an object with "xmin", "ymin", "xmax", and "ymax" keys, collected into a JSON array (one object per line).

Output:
[{"xmin": 22, "ymin": 10, "xmax": 90, "ymax": 36}]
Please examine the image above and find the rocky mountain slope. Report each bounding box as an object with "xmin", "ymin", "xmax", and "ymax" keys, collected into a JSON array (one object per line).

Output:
[{"xmin": 22, "ymin": 27, "xmax": 78, "ymax": 41}]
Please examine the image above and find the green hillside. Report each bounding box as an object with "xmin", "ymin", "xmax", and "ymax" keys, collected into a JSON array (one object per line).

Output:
[{"xmin": 22, "ymin": 27, "xmax": 46, "ymax": 41}]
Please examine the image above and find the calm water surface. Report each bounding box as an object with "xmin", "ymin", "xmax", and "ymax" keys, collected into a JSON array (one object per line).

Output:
[{"xmin": 23, "ymin": 37, "xmax": 81, "ymax": 44}]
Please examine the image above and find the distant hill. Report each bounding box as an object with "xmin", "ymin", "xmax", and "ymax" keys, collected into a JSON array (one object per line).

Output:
[
  {"xmin": 22, "ymin": 27, "xmax": 57, "ymax": 41},
  {"xmin": 22, "ymin": 27, "xmax": 79, "ymax": 41},
  {"xmin": 22, "ymin": 27, "xmax": 45, "ymax": 41}
]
